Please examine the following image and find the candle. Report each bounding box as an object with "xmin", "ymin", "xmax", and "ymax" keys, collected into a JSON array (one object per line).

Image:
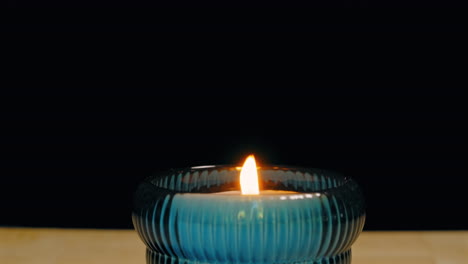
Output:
[{"xmin": 133, "ymin": 155, "xmax": 365, "ymax": 264}]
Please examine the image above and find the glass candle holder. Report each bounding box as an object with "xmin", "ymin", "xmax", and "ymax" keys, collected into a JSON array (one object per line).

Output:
[{"xmin": 133, "ymin": 165, "xmax": 365, "ymax": 264}]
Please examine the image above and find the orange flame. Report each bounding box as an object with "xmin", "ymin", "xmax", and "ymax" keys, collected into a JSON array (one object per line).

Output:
[{"xmin": 240, "ymin": 154, "xmax": 259, "ymax": 195}]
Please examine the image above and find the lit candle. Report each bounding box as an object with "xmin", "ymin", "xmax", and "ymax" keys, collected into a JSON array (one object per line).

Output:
[{"xmin": 132, "ymin": 154, "xmax": 366, "ymax": 264}]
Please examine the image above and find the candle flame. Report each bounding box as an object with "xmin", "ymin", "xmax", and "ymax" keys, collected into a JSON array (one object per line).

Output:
[{"xmin": 240, "ymin": 154, "xmax": 259, "ymax": 195}]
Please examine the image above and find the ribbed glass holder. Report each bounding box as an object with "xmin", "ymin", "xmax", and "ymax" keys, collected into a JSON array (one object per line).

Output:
[{"xmin": 133, "ymin": 165, "xmax": 365, "ymax": 264}]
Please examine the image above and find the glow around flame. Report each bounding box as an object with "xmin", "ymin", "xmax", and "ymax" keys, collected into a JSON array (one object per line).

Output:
[{"xmin": 240, "ymin": 154, "xmax": 260, "ymax": 195}]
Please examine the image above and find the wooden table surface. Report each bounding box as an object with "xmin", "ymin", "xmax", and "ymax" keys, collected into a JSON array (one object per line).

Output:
[{"xmin": 1, "ymin": 228, "xmax": 466, "ymax": 264}]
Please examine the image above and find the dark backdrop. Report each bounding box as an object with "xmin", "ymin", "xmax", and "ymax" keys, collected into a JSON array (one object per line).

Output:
[
  {"xmin": 1, "ymin": 89, "xmax": 465, "ymax": 230},
  {"xmin": 0, "ymin": 21, "xmax": 466, "ymax": 231}
]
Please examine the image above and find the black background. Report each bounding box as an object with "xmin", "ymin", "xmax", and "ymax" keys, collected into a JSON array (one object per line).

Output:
[
  {"xmin": 3, "ymin": 0, "xmax": 464, "ymax": 8},
  {"xmin": 1, "ymin": 18, "xmax": 466, "ymax": 231}
]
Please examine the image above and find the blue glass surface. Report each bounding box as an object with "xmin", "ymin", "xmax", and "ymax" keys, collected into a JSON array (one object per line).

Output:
[{"xmin": 133, "ymin": 166, "xmax": 365, "ymax": 264}]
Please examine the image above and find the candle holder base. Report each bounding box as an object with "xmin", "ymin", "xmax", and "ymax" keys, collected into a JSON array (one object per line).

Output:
[{"xmin": 146, "ymin": 248, "xmax": 352, "ymax": 264}]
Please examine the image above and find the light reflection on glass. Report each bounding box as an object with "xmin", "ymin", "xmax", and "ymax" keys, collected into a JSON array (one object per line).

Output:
[{"xmin": 191, "ymin": 165, "xmax": 216, "ymax": 169}]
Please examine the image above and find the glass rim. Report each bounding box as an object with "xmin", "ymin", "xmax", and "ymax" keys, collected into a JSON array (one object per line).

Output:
[{"xmin": 144, "ymin": 164, "xmax": 356, "ymax": 194}]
